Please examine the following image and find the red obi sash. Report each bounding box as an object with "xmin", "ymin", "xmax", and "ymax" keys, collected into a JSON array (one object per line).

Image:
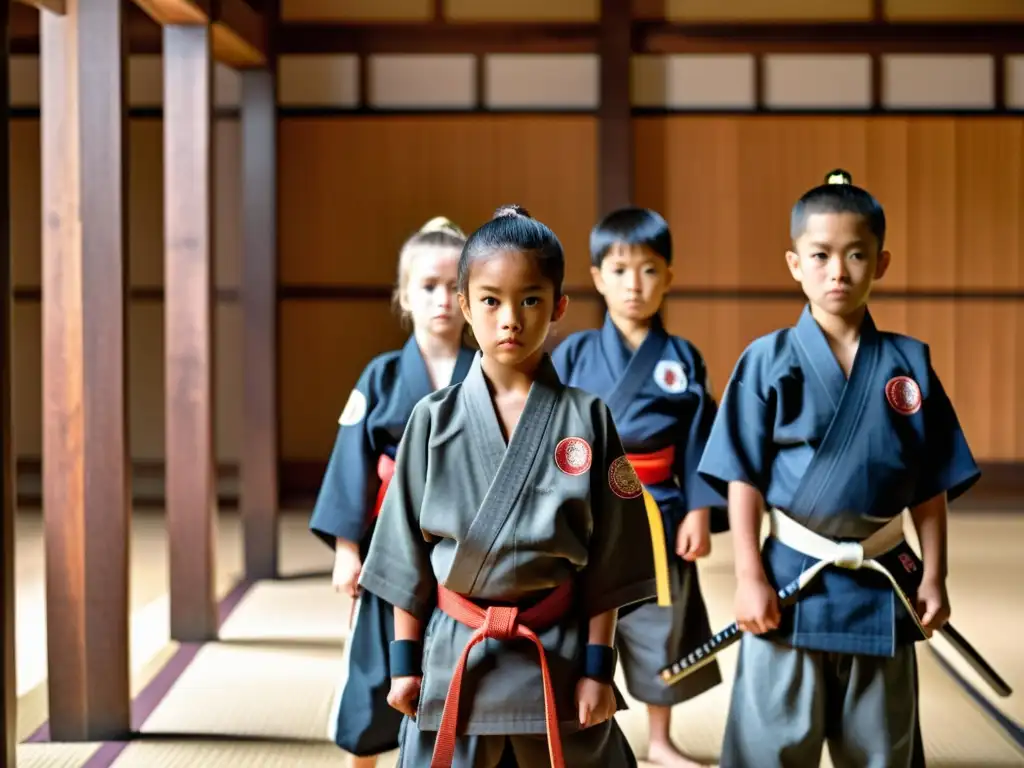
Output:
[
  {"xmin": 625, "ymin": 445, "xmax": 675, "ymax": 486},
  {"xmin": 430, "ymin": 582, "xmax": 574, "ymax": 768},
  {"xmin": 371, "ymin": 454, "xmax": 395, "ymax": 520}
]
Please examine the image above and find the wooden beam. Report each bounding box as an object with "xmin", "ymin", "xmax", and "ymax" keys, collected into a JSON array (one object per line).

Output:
[
  {"xmin": 277, "ymin": 20, "xmax": 1024, "ymax": 56},
  {"xmin": 635, "ymin": 21, "xmax": 1024, "ymax": 54},
  {"xmin": 131, "ymin": 0, "xmax": 266, "ymax": 66},
  {"xmin": 598, "ymin": 0, "xmax": 632, "ymax": 215},
  {"xmin": 212, "ymin": 0, "xmax": 264, "ymax": 68},
  {"xmin": 164, "ymin": 24, "xmax": 218, "ymax": 642},
  {"xmin": 40, "ymin": 0, "xmax": 131, "ymax": 741},
  {"xmin": 14, "ymin": 0, "xmax": 66, "ymax": 15},
  {"xmin": 133, "ymin": 0, "xmax": 209, "ymax": 25},
  {"xmin": 240, "ymin": 65, "xmax": 279, "ymax": 580},
  {"xmin": 279, "ymin": 22, "xmax": 600, "ymax": 55},
  {"xmin": 13, "ymin": 15, "xmax": 1024, "ymax": 57},
  {"xmin": 1, "ymin": 3, "xmax": 16, "ymax": 764}
]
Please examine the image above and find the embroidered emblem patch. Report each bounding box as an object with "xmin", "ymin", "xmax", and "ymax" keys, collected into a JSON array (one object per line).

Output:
[
  {"xmin": 608, "ymin": 456, "xmax": 643, "ymax": 499},
  {"xmin": 885, "ymin": 376, "xmax": 922, "ymax": 416},
  {"xmin": 898, "ymin": 553, "xmax": 918, "ymax": 573},
  {"xmin": 338, "ymin": 389, "xmax": 368, "ymax": 427},
  {"xmin": 654, "ymin": 360, "xmax": 688, "ymax": 394},
  {"xmin": 554, "ymin": 437, "xmax": 592, "ymax": 476}
]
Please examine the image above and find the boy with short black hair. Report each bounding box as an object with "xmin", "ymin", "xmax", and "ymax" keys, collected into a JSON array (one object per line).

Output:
[
  {"xmin": 553, "ymin": 207, "xmax": 724, "ymax": 768},
  {"xmin": 697, "ymin": 170, "xmax": 980, "ymax": 767}
]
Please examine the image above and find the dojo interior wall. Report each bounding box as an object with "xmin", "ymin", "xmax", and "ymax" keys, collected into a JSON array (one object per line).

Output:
[{"xmin": 8, "ymin": 4, "xmax": 1024, "ymax": 503}]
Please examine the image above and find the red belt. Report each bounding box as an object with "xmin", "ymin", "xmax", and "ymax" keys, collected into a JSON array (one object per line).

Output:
[
  {"xmin": 371, "ymin": 454, "xmax": 395, "ymax": 520},
  {"xmin": 625, "ymin": 445, "xmax": 675, "ymax": 486},
  {"xmin": 430, "ymin": 582, "xmax": 574, "ymax": 768}
]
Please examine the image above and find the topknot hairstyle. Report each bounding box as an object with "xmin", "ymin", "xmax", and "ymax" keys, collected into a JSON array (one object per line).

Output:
[
  {"xmin": 458, "ymin": 204, "xmax": 566, "ymax": 299},
  {"xmin": 589, "ymin": 207, "xmax": 672, "ymax": 268},
  {"xmin": 790, "ymin": 168, "xmax": 887, "ymax": 249}
]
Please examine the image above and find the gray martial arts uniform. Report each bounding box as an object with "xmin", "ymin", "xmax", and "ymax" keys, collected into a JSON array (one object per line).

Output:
[
  {"xmin": 553, "ymin": 313, "xmax": 725, "ymax": 707},
  {"xmin": 359, "ymin": 354, "xmax": 657, "ymax": 767},
  {"xmin": 697, "ymin": 307, "xmax": 980, "ymax": 768}
]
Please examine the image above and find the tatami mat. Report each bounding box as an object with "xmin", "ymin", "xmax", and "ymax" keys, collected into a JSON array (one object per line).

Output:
[
  {"xmin": 15, "ymin": 743, "xmax": 101, "ymax": 767},
  {"xmin": 110, "ymin": 740, "xmax": 346, "ymax": 767},
  {"xmin": 218, "ymin": 578, "xmax": 346, "ymax": 645},
  {"xmin": 137, "ymin": 642, "xmax": 344, "ymax": 741}
]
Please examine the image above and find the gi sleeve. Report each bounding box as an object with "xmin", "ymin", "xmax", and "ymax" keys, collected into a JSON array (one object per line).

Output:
[
  {"xmin": 912, "ymin": 349, "xmax": 981, "ymax": 506},
  {"xmin": 358, "ymin": 401, "xmax": 437, "ymax": 621},
  {"xmin": 675, "ymin": 349, "xmax": 727, "ymax": 513},
  {"xmin": 308, "ymin": 366, "xmax": 379, "ymax": 549},
  {"xmin": 696, "ymin": 342, "xmax": 774, "ymax": 500},
  {"xmin": 580, "ymin": 401, "xmax": 658, "ymax": 617}
]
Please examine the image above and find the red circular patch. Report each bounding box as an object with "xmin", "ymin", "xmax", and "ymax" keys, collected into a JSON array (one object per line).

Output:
[
  {"xmin": 885, "ymin": 376, "xmax": 922, "ymax": 415},
  {"xmin": 608, "ymin": 456, "xmax": 643, "ymax": 499},
  {"xmin": 554, "ymin": 437, "xmax": 592, "ymax": 476}
]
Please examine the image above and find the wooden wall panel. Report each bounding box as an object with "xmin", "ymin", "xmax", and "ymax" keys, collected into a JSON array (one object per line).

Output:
[
  {"xmin": 281, "ymin": 0, "xmax": 432, "ymax": 21},
  {"xmin": 634, "ymin": 117, "xmax": 1024, "ymax": 293},
  {"xmin": 661, "ymin": 297, "xmax": 804, "ymax": 398},
  {"xmin": 11, "ymin": 301, "xmax": 41, "ymax": 457},
  {"xmin": 885, "ymin": 0, "xmax": 1024, "ymax": 22},
  {"xmin": 10, "ymin": 120, "xmax": 41, "ymax": 290},
  {"xmin": 445, "ymin": 0, "xmax": 599, "ymax": 21},
  {"xmin": 659, "ymin": 0, "xmax": 873, "ymax": 22},
  {"xmin": 278, "ymin": 116, "xmax": 598, "ymax": 287},
  {"xmin": 280, "ymin": 300, "xmax": 408, "ymax": 459},
  {"xmin": 547, "ymin": 292, "xmax": 606, "ymax": 350},
  {"xmin": 127, "ymin": 303, "xmax": 242, "ymax": 463}
]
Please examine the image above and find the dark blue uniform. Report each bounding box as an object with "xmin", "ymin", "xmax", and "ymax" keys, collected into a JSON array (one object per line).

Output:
[
  {"xmin": 552, "ymin": 313, "xmax": 725, "ymax": 706},
  {"xmin": 310, "ymin": 336, "xmax": 475, "ymax": 756},
  {"xmin": 698, "ymin": 306, "xmax": 979, "ymax": 767}
]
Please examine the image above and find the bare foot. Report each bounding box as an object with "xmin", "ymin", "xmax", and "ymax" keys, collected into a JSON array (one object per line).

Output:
[{"xmin": 647, "ymin": 739, "xmax": 708, "ymax": 768}]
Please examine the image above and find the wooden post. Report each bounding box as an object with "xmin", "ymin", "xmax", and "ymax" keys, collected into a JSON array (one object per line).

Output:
[
  {"xmin": 598, "ymin": 0, "xmax": 633, "ymax": 216},
  {"xmin": 40, "ymin": 0, "xmax": 131, "ymax": 741},
  {"xmin": 1, "ymin": 2, "xmax": 16, "ymax": 764},
  {"xmin": 240, "ymin": 66, "xmax": 279, "ymax": 581},
  {"xmin": 164, "ymin": 25, "xmax": 218, "ymax": 641}
]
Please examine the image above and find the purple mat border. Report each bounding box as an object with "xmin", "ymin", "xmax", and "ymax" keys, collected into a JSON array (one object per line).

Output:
[{"xmin": 23, "ymin": 577, "xmax": 256, "ymax": 768}]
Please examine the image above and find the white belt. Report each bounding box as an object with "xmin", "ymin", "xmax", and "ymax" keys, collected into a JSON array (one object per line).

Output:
[{"xmin": 769, "ymin": 508, "xmax": 927, "ymax": 637}]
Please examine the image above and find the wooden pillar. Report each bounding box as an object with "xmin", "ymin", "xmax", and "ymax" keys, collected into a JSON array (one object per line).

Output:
[
  {"xmin": 1, "ymin": 4, "xmax": 16, "ymax": 764},
  {"xmin": 164, "ymin": 25, "xmax": 218, "ymax": 641},
  {"xmin": 40, "ymin": 0, "xmax": 131, "ymax": 741},
  {"xmin": 598, "ymin": 0, "xmax": 633, "ymax": 215},
  {"xmin": 240, "ymin": 66, "xmax": 279, "ymax": 581}
]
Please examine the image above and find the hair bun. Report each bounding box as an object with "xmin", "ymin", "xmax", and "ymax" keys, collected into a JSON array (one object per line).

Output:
[
  {"xmin": 492, "ymin": 204, "xmax": 532, "ymax": 220},
  {"xmin": 825, "ymin": 169, "xmax": 853, "ymax": 185},
  {"xmin": 418, "ymin": 216, "xmax": 464, "ymax": 237}
]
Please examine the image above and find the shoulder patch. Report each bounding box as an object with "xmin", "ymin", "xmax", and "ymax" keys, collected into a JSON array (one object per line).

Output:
[
  {"xmin": 608, "ymin": 455, "xmax": 643, "ymax": 499},
  {"xmin": 884, "ymin": 376, "xmax": 921, "ymax": 416},
  {"xmin": 654, "ymin": 360, "xmax": 688, "ymax": 394},
  {"xmin": 338, "ymin": 389, "xmax": 368, "ymax": 426},
  {"xmin": 554, "ymin": 437, "xmax": 592, "ymax": 476}
]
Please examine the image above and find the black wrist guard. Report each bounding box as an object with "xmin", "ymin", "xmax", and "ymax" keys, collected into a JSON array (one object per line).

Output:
[
  {"xmin": 584, "ymin": 644, "xmax": 617, "ymax": 683},
  {"xmin": 389, "ymin": 640, "xmax": 422, "ymax": 678}
]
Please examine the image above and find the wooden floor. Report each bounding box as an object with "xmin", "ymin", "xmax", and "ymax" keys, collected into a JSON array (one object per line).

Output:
[{"xmin": 12, "ymin": 508, "xmax": 1024, "ymax": 767}]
